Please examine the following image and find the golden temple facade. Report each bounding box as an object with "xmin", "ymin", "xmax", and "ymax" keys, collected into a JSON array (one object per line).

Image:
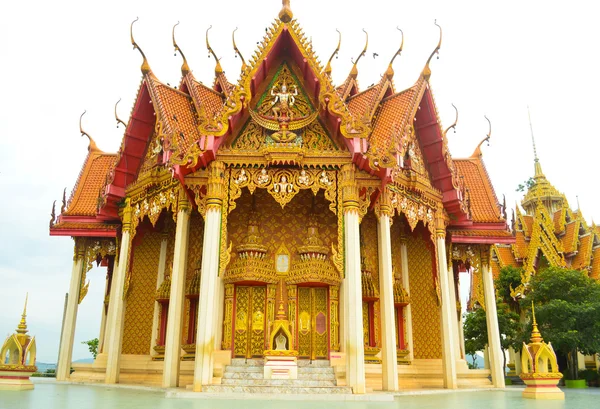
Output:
[{"xmin": 49, "ymin": 1, "xmax": 513, "ymax": 393}]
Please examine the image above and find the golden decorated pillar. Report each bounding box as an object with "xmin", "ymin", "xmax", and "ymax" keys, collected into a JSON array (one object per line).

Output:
[
  {"xmin": 434, "ymin": 208, "xmax": 458, "ymax": 389},
  {"xmin": 375, "ymin": 190, "xmax": 399, "ymax": 391},
  {"xmin": 221, "ymin": 284, "xmax": 235, "ymax": 350},
  {"xmin": 193, "ymin": 161, "xmax": 226, "ymax": 392},
  {"xmin": 480, "ymin": 245, "xmax": 505, "ymax": 388},
  {"xmin": 162, "ymin": 192, "xmax": 191, "ymax": 388},
  {"xmin": 340, "ymin": 164, "xmax": 366, "ymax": 394},
  {"xmin": 286, "ymin": 284, "xmax": 297, "ymax": 347},
  {"xmin": 329, "ymin": 285, "xmax": 340, "ymax": 352},
  {"xmin": 399, "ymin": 224, "xmax": 414, "ymax": 362},
  {"xmin": 105, "ymin": 199, "xmax": 134, "ymax": 384},
  {"xmin": 56, "ymin": 238, "xmax": 86, "ymax": 381}
]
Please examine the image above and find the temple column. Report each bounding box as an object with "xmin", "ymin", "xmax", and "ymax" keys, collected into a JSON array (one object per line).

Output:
[
  {"xmin": 435, "ymin": 214, "xmax": 458, "ymax": 389},
  {"xmin": 105, "ymin": 200, "xmax": 133, "ymax": 384},
  {"xmin": 376, "ymin": 191, "xmax": 398, "ymax": 391},
  {"xmin": 447, "ymin": 262, "xmax": 462, "ymax": 360},
  {"xmin": 341, "ymin": 164, "xmax": 366, "ymax": 394},
  {"xmin": 150, "ymin": 235, "xmax": 169, "ymax": 358},
  {"xmin": 577, "ymin": 352, "xmax": 586, "ymax": 370},
  {"xmin": 97, "ymin": 271, "xmax": 109, "ymax": 354},
  {"xmin": 193, "ymin": 161, "xmax": 225, "ymax": 392},
  {"xmin": 56, "ymin": 238, "xmax": 85, "ymax": 381},
  {"xmin": 481, "ymin": 246, "xmax": 505, "ymax": 388},
  {"xmin": 162, "ymin": 195, "xmax": 191, "ymax": 388},
  {"xmin": 484, "ymin": 346, "xmax": 490, "ymax": 369},
  {"xmin": 399, "ymin": 230, "xmax": 413, "ymax": 361}
]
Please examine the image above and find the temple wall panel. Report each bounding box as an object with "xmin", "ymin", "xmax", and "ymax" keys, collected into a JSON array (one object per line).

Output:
[
  {"xmin": 122, "ymin": 231, "xmax": 163, "ymax": 355},
  {"xmin": 407, "ymin": 226, "xmax": 441, "ymax": 359},
  {"xmin": 361, "ymin": 211, "xmax": 381, "ymax": 347},
  {"xmin": 183, "ymin": 212, "xmax": 204, "ymax": 342},
  {"xmin": 391, "ymin": 218, "xmax": 403, "ymax": 276},
  {"xmin": 228, "ymin": 189, "xmax": 337, "ymax": 270}
]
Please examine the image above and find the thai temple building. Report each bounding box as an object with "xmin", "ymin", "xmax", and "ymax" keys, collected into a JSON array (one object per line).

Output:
[
  {"xmin": 491, "ymin": 140, "xmax": 600, "ymax": 374},
  {"xmin": 49, "ymin": 1, "xmax": 515, "ymax": 393}
]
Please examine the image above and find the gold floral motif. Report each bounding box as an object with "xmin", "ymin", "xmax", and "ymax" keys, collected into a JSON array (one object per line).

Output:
[
  {"xmin": 221, "ymin": 284, "xmax": 235, "ymax": 350},
  {"xmin": 329, "ymin": 285, "xmax": 340, "ymax": 351},
  {"xmin": 130, "ymin": 179, "xmax": 180, "ymax": 232}
]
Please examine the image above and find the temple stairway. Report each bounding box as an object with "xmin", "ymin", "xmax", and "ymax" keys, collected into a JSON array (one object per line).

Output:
[{"xmin": 203, "ymin": 358, "xmax": 353, "ymax": 394}]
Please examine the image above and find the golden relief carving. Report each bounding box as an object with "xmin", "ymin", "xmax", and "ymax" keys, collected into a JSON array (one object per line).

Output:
[
  {"xmin": 233, "ymin": 286, "xmax": 267, "ymax": 358},
  {"xmin": 329, "ymin": 285, "xmax": 340, "ymax": 351},
  {"xmin": 78, "ymin": 238, "xmax": 117, "ymax": 304},
  {"xmin": 129, "ymin": 173, "xmax": 180, "ymax": 233},
  {"xmin": 407, "ymin": 228, "xmax": 442, "ymax": 359},
  {"xmin": 297, "ymin": 287, "xmax": 328, "ymax": 359},
  {"xmin": 221, "ymin": 284, "xmax": 235, "ymax": 350},
  {"xmin": 452, "ymin": 244, "xmax": 486, "ymax": 310},
  {"xmin": 122, "ymin": 232, "xmax": 162, "ymax": 355}
]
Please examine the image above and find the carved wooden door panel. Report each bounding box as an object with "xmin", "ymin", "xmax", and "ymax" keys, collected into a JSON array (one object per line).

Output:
[
  {"xmin": 297, "ymin": 286, "xmax": 328, "ymax": 359},
  {"xmin": 233, "ymin": 286, "xmax": 266, "ymax": 358}
]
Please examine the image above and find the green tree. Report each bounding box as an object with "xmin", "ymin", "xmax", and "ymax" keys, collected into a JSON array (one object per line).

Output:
[
  {"xmin": 463, "ymin": 301, "xmax": 520, "ymax": 372},
  {"xmin": 81, "ymin": 338, "xmax": 99, "ymax": 359},
  {"xmin": 522, "ymin": 267, "xmax": 600, "ymax": 380},
  {"xmin": 496, "ymin": 266, "xmax": 523, "ymax": 313}
]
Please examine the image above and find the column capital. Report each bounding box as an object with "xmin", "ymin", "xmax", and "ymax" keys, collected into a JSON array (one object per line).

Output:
[
  {"xmin": 435, "ymin": 205, "xmax": 447, "ymax": 240},
  {"xmin": 73, "ymin": 237, "xmax": 87, "ymax": 260},
  {"xmin": 479, "ymin": 245, "xmax": 491, "ymax": 268},
  {"xmin": 207, "ymin": 161, "xmax": 226, "ymax": 209},
  {"xmin": 340, "ymin": 164, "xmax": 359, "ymax": 213},
  {"xmin": 177, "ymin": 187, "xmax": 191, "ymax": 213},
  {"xmin": 374, "ymin": 189, "xmax": 394, "ymax": 219},
  {"xmin": 121, "ymin": 198, "xmax": 133, "ymax": 232}
]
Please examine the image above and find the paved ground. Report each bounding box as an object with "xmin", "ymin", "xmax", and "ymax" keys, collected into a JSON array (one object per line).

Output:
[{"xmin": 1, "ymin": 380, "xmax": 599, "ymax": 408}]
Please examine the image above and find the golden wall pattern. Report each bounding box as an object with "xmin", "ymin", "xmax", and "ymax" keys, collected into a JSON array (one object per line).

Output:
[
  {"xmin": 361, "ymin": 211, "xmax": 381, "ymax": 347},
  {"xmin": 182, "ymin": 212, "xmax": 204, "ymax": 342},
  {"xmin": 123, "ymin": 230, "xmax": 162, "ymax": 354},
  {"xmin": 407, "ymin": 226, "xmax": 442, "ymax": 359}
]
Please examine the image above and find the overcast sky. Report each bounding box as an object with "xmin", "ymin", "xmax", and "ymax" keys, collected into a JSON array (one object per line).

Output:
[{"xmin": 1, "ymin": 0, "xmax": 599, "ymax": 363}]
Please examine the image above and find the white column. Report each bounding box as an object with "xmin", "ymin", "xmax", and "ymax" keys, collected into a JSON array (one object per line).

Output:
[
  {"xmin": 481, "ymin": 249, "xmax": 505, "ymax": 388},
  {"xmin": 577, "ymin": 352, "xmax": 586, "ymax": 371},
  {"xmin": 56, "ymin": 241, "xmax": 85, "ymax": 381},
  {"xmin": 484, "ymin": 346, "xmax": 490, "ymax": 369},
  {"xmin": 376, "ymin": 204, "xmax": 398, "ymax": 391},
  {"xmin": 105, "ymin": 201, "xmax": 133, "ymax": 384},
  {"xmin": 214, "ymin": 275, "xmax": 225, "ymax": 350},
  {"xmin": 162, "ymin": 201, "xmax": 191, "ymax": 388},
  {"xmin": 458, "ymin": 310, "xmax": 466, "ymax": 360},
  {"xmin": 193, "ymin": 161, "xmax": 225, "ymax": 392},
  {"xmin": 399, "ymin": 237, "xmax": 413, "ymax": 361},
  {"xmin": 97, "ymin": 272, "xmax": 109, "ymax": 355},
  {"xmin": 514, "ymin": 350, "xmax": 522, "ymax": 375},
  {"xmin": 435, "ymin": 230, "xmax": 458, "ymax": 389},
  {"xmin": 150, "ymin": 236, "xmax": 169, "ymax": 357},
  {"xmin": 446, "ymin": 263, "xmax": 462, "ymax": 360},
  {"xmin": 341, "ymin": 164, "xmax": 366, "ymax": 394}
]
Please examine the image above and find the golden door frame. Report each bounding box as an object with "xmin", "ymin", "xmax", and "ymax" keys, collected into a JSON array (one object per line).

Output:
[{"xmin": 232, "ymin": 285, "xmax": 268, "ymax": 358}]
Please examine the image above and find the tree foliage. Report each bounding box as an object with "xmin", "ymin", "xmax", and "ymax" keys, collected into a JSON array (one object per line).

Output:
[
  {"xmin": 521, "ymin": 267, "xmax": 600, "ymax": 380},
  {"xmin": 496, "ymin": 266, "xmax": 523, "ymax": 312},
  {"xmin": 81, "ymin": 338, "xmax": 99, "ymax": 359}
]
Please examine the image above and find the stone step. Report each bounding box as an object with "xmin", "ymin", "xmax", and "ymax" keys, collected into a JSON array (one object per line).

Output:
[
  {"xmin": 297, "ymin": 373, "xmax": 336, "ymax": 381},
  {"xmin": 203, "ymin": 385, "xmax": 353, "ymax": 394},
  {"xmin": 297, "ymin": 360, "xmax": 330, "ymax": 367},
  {"xmin": 230, "ymin": 358, "xmax": 264, "ymax": 366},
  {"xmin": 221, "ymin": 379, "xmax": 337, "ymax": 387},
  {"xmin": 297, "ymin": 367, "xmax": 334, "ymax": 374},
  {"xmin": 224, "ymin": 370, "xmax": 335, "ymax": 381},
  {"xmin": 224, "ymin": 365, "xmax": 264, "ymax": 373}
]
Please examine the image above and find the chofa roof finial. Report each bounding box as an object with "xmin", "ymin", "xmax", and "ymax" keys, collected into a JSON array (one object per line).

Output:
[
  {"xmin": 279, "ymin": 0, "xmax": 293, "ymax": 23},
  {"xmin": 172, "ymin": 21, "xmax": 191, "ymax": 76},
  {"xmin": 385, "ymin": 27, "xmax": 404, "ymax": 79},
  {"xmin": 130, "ymin": 17, "xmax": 151, "ymax": 75},
  {"xmin": 206, "ymin": 25, "xmax": 223, "ymax": 74},
  {"xmin": 114, "ymin": 98, "xmax": 126, "ymax": 128},
  {"xmin": 232, "ymin": 27, "xmax": 247, "ymax": 71},
  {"xmin": 471, "ymin": 115, "xmax": 491, "ymax": 158},
  {"xmin": 80, "ymin": 111, "xmax": 99, "ymax": 152},
  {"xmin": 422, "ymin": 20, "xmax": 442, "ymax": 80},
  {"xmin": 324, "ymin": 29, "xmax": 341, "ymax": 77},
  {"xmin": 443, "ymin": 104, "xmax": 458, "ymax": 137},
  {"xmin": 350, "ymin": 29, "xmax": 368, "ymax": 79}
]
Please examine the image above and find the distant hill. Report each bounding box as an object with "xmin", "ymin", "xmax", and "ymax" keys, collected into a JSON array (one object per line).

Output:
[
  {"xmin": 73, "ymin": 358, "xmax": 94, "ymax": 364},
  {"xmin": 466, "ymin": 353, "xmax": 485, "ymax": 369},
  {"xmin": 36, "ymin": 362, "xmax": 56, "ymax": 373}
]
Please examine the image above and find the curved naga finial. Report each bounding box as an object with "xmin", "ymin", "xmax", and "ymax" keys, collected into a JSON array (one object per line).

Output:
[
  {"xmin": 50, "ymin": 200, "xmax": 56, "ymax": 229},
  {"xmin": 385, "ymin": 27, "xmax": 404, "ymax": 79},
  {"xmin": 130, "ymin": 17, "xmax": 151, "ymax": 74},
  {"xmin": 422, "ymin": 20, "xmax": 442, "ymax": 80},
  {"xmin": 80, "ymin": 110, "xmax": 99, "ymax": 152},
  {"xmin": 471, "ymin": 115, "xmax": 492, "ymax": 158},
  {"xmin": 61, "ymin": 187, "xmax": 67, "ymax": 214},
  {"xmin": 173, "ymin": 21, "xmax": 191, "ymax": 75},
  {"xmin": 324, "ymin": 29, "xmax": 341, "ymax": 76},
  {"xmin": 443, "ymin": 103, "xmax": 458, "ymax": 137},
  {"xmin": 232, "ymin": 27, "xmax": 247, "ymax": 71},
  {"xmin": 115, "ymin": 98, "xmax": 126, "ymax": 128},
  {"xmin": 350, "ymin": 29, "xmax": 368, "ymax": 78},
  {"xmin": 206, "ymin": 25, "xmax": 223, "ymax": 74}
]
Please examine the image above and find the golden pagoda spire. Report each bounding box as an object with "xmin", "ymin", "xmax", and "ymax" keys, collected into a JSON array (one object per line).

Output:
[
  {"xmin": 470, "ymin": 115, "xmax": 491, "ymax": 158},
  {"xmin": 385, "ymin": 27, "xmax": 404, "ymax": 79},
  {"xmin": 130, "ymin": 17, "xmax": 151, "ymax": 75},
  {"xmin": 16, "ymin": 293, "xmax": 28, "ymax": 336},
  {"xmin": 172, "ymin": 22, "xmax": 191, "ymax": 76},
  {"xmin": 79, "ymin": 111, "xmax": 99, "ymax": 152},
  {"xmin": 232, "ymin": 27, "xmax": 247, "ymax": 72},
  {"xmin": 422, "ymin": 20, "xmax": 442, "ymax": 80},
  {"xmin": 114, "ymin": 98, "xmax": 126, "ymax": 128},
  {"xmin": 206, "ymin": 26, "xmax": 223, "ymax": 74},
  {"xmin": 349, "ymin": 29, "xmax": 368, "ymax": 79},
  {"xmin": 323, "ymin": 29, "xmax": 341, "ymax": 77},
  {"xmin": 279, "ymin": 0, "xmax": 293, "ymax": 23},
  {"xmin": 530, "ymin": 301, "xmax": 543, "ymax": 343},
  {"xmin": 528, "ymin": 106, "xmax": 544, "ymax": 178}
]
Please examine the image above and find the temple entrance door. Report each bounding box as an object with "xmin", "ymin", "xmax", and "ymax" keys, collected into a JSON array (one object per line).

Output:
[
  {"xmin": 297, "ymin": 286, "xmax": 329, "ymax": 360},
  {"xmin": 233, "ymin": 286, "xmax": 267, "ymax": 358}
]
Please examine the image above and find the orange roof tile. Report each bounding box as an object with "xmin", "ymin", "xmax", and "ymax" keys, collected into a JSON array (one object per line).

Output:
[
  {"xmin": 522, "ymin": 215, "xmax": 533, "ymax": 236},
  {"xmin": 454, "ymin": 158, "xmax": 502, "ymax": 223},
  {"xmin": 553, "ymin": 209, "xmax": 565, "ymax": 233},
  {"xmin": 449, "ymin": 229, "xmax": 513, "ymax": 238},
  {"xmin": 562, "ymin": 222, "xmax": 579, "ymax": 253},
  {"xmin": 591, "ymin": 247, "xmax": 600, "ymax": 279},
  {"xmin": 572, "ymin": 234, "xmax": 593, "ymax": 270},
  {"xmin": 51, "ymin": 221, "xmax": 119, "ymax": 231},
  {"xmin": 514, "ymin": 231, "xmax": 528, "ymax": 259},
  {"xmin": 65, "ymin": 152, "xmax": 117, "ymax": 217},
  {"xmin": 347, "ymin": 86, "xmax": 379, "ymax": 119},
  {"xmin": 369, "ymin": 85, "xmax": 419, "ymax": 151},
  {"xmin": 495, "ymin": 245, "xmax": 518, "ymax": 267},
  {"xmin": 189, "ymin": 78, "xmax": 224, "ymax": 120}
]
